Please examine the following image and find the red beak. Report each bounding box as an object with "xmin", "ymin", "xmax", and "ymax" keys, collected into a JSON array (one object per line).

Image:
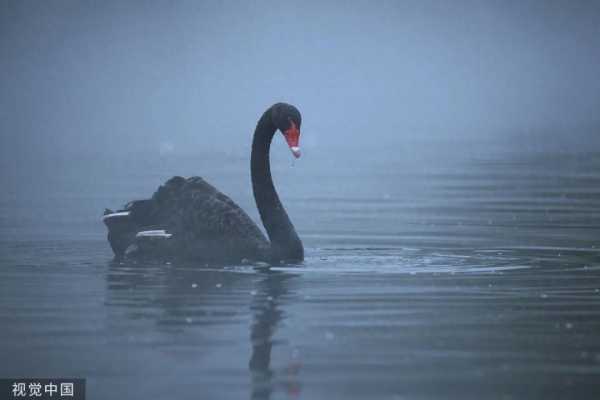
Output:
[{"xmin": 283, "ymin": 121, "xmax": 301, "ymax": 158}]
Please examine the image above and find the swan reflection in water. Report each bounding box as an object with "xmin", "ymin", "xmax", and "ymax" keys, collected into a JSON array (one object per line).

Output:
[
  {"xmin": 249, "ymin": 270, "xmax": 301, "ymax": 400},
  {"xmin": 105, "ymin": 261, "xmax": 301, "ymax": 399}
]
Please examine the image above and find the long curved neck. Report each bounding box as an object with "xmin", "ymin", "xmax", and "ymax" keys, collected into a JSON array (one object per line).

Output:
[{"xmin": 251, "ymin": 110, "xmax": 303, "ymax": 262}]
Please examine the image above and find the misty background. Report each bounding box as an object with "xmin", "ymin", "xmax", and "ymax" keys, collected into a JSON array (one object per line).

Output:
[
  {"xmin": 1, "ymin": 0, "xmax": 600, "ymax": 192},
  {"xmin": 2, "ymin": 4, "xmax": 600, "ymax": 398}
]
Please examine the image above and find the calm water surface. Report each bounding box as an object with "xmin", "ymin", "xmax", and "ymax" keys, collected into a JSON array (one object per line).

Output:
[{"xmin": 1, "ymin": 140, "xmax": 599, "ymax": 399}]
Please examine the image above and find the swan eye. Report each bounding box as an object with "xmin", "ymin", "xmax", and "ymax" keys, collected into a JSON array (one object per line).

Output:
[{"xmin": 287, "ymin": 117, "xmax": 300, "ymax": 130}]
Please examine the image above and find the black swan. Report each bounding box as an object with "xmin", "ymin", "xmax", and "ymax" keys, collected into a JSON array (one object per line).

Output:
[{"xmin": 103, "ymin": 103, "xmax": 304, "ymax": 264}]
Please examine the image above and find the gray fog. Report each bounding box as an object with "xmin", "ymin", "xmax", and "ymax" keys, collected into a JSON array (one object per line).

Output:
[
  {"xmin": 2, "ymin": 2, "xmax": 600, "ymax": 399},
  {"xmin": 2, "ymin": 0, "xmax": 600, "ymax": 170}
]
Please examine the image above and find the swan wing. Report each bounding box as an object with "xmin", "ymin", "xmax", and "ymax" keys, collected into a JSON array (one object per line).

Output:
[{"xmin": 151, "ymin": 176, "xmax": 269, "ymax": 262}]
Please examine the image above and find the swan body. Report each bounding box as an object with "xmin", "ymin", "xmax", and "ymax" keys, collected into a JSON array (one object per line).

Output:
[{"xmin": 103, "ymin": 103, "xmax": 304, "ymax": 264}]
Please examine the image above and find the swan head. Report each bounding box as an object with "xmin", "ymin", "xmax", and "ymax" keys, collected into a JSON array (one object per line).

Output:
[{"xmin": 271, "ymin": 103, "xmax": 302, "ymax": 159}]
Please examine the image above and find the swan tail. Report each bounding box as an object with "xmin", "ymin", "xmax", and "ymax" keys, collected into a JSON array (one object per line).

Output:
[
  {"xmin": 103, "ymin": 198, "xmax": 161, "ymax": 257},
  {"xmin": 103, "ymin": 210, "xmax": 136, "ymax": 257}
]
